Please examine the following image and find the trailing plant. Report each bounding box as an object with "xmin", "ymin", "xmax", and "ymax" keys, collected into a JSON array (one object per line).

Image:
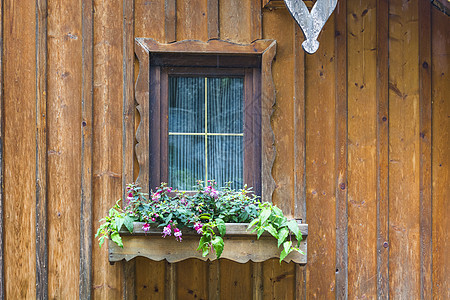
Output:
[{"xmin": 96, "ymin": 181, "xmax": 304, "ymax": 262}]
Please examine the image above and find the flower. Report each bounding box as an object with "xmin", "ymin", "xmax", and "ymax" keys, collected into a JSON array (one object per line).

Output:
[
  {"xmin": 194, "ymin": 222, "xmax": 203, "ymax": 234},
  {"xmin": 174, "ymin": 228, "xmax": 182, "ymax": 242},
  {"xmin": 152, "ymin": 192, "xmax": 161, "ymax": 202},
  {"xmin": 204, "ymin": 185, "xmax": 219, "ymax": 199},
  {"xmin": 151, "ymin": 217, "xmax": 156, "ymax": 222},
  {"xmin": 162, "ymin": 224, "xmax": 171, "ymax": 237},
  {"xmin": 142, "ymin": 223, "xmax": 150, "ymax": 233}
]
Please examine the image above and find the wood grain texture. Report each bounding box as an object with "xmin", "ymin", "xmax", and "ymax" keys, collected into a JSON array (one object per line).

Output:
[
  {"xmin": 305, "ymin": 13, "xmax": 336, "ymax": 299},
  {"xmin": 3, "ymin": 0, "xmax": 37, "ymax": 297},
  {"xmin": 92, "ymin": 0, "xmax": 124, "ymax": 298},
  {"xmin": 135, "ymin": 0, "xmax": 165, "ymax": 40},
  {"xmin": 47, "ymin": 0, "xmax": 82, "ymax": 296},
  {"xmin": 0, "ymin": 0, "xmax": 3, "ymax": 296},
  {"xmin": 165, "ymin": 262, "xmax": 176, "ymax": 300},
  {"xmin": 418, "ymin": 0, "xmax": 432, "ymax": 299},
  {"xmin": 262, "ymin": 260, "xmax": 295, "ymax": 300},
  {"xmin": 165, "ymin": 0, "xmax": 176, "ymax": 42},
  {"xmin": 177, "ymin": 259, "xmax": 207, "ymax": 300},
  {"xmin": 135, "ymin": 257, "xmax": 165, "ymax": 300},
  {"xmin": 294, "ymin": 24, "xmax": 306, "ymax": 221},
  {"xmin": 220, "ymin": 0, "xmax": 252, "ymax": 43},
  {"xmin": 263, "ymin": 8, "xmax": 295, "ymax": 217},
  {"xmin": 346, "ymin": 0, "xmax": 378, "ymax": 298},
  {"xmin": 35, "ymin": 0, "xmax": 48, "ymax": 298},
  {"xmin": 431, "ymin": 7, "xmax": 450, "ymax": 299},
  {"xmin": 388, "ymin": 0, "xmax": 421, "ymax": 297},
  {"xmin": 207, "ymin": 0, "xmax": 219, "ymax": 39},
  {"xmin": 250, "ymin": 0, "xmax": 262, "ymax": 41},
  {"xmin": 80, "ymin": 0, "xmax": 94, "ymax": 298},
  {"xmin": 122, "ymin": 0, "xmax": 136, "ymax": 299},
  {"xmin": 176, "ymin": 0, "xmax": 208, "ymax": 41},
  {"xmin": 376, "ymin": 0, "xmax": 389, "ymax": 298},
  {"xmin": 208, "ymin": 260, "xmax": 220, "ymax": 300},
  {"xmin": 220, "ymin": 260, "xmax": 252, "ymax": 299},
  {"xmin": 335, "ymin": 0, "xmax": 348, "ymax": 298}
]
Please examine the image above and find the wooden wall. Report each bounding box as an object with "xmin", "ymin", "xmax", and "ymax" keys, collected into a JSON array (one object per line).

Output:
[{"xmin": 0, "ymin": 0, "xmax": 448, "ymax": 299}]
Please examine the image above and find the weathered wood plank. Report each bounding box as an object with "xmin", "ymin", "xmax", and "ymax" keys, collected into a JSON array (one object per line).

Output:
[
  {"xmin": 294, "ymin": 23, "xmax": 306, "ymax": 221},
  {"xmin": 80, "ymin": 0, "xmax": 94, "ymax": 299},
  {"xmin": 176, "ymin": 259, "xmax": 208, "ymax": 300},
  {"xmin": 207, "ymin": 0, "xmax": 219, "ymax": 39},
  {"xmin": 252, "ymin": 262, "xmax": 263, "ymax": 300},
  {"xmin": 250, "ymin": 0, "xmax": 262, "ymax": 41},
  {"xmin": 346, "ymin": 0, "xmax": 378, "ymax": 298},
  {"xmin": 263, "ymin": 8, "xmax": 295, "ymax": 217},
  {"xmin": 305, "ymin": 13, "xmax": 336, "ymax": 299},
  {"xmin": 335, "ymin": 0, "xmax": 348, "ymax": 298},
  {"xmin": 165, "ymin": 262, "xmax": 176, "ymax": 300},
  {"xmin": 47, "ymin": 0, "xmax": 82, "ymax": 296},
  {"xmin": 176, "ymin": 0, "xmax": 208, "ymax": 41},
  {"xmin": 418, "ymin": 1, "xmax": 432, "ymax": 299},
  {"xmin": 4, "ymin": 0, "xmax": 37, "ymax": 297},
  {"xmin": 388, "ymin": 0, "xmax": 421, "ymax": 297},
  {"xmin": 376, "ymin": 0, "xmax": 389, "ymax": 298},
  {"xmin": 220, "ymin": 0, "xmax": 252, "ymax": 43},
  {"xmin": 220, "ymin": 260, "xmax": 252, "ymax": 299},
  {"xmin": 262, "ymin": 260, "xmax": 295, "ymax": 299},
  {"xmin": 92, "ymin": 0, "xmax": 124, "ymax": 298},
  {"xmin": 36, "ymin": 0, "xmax": 48, "ymax": 298},
  {"xmin": 431, "ymin": 7, "xmax": 450, "ymax": 299},
  {"xmin": 135, "ymin": 0, "xmax": 165, "ymax": 40},
  {"xmin": 208, "ymin": 260, "xmax": 220, "ymax": 300},
  {"xmin": 0, "ymin": 0, "xmax": 3, "ymax": 296},
  {"xmin": 165, "ymin": 0, "xmax": 176, "ymax": 42},
  {"xmin": 135, "ymin": 257, "xmax": 165, "ymax": 299},
  {"xmin": 122, "ymin": 0, "xmax": 136, "ymax": 299}
]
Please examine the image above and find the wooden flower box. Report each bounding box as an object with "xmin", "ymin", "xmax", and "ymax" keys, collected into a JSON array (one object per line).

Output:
[{"xmin": 109, "ymin": 221, "xmax": 308, "ymax": 264}]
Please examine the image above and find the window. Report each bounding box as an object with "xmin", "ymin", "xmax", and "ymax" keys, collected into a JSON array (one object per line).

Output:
[{"xmin": 135, "ymin": 39, "xmax": 276, "ymax": 200}]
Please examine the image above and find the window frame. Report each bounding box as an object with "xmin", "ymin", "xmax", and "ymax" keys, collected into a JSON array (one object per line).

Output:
[{"xmin": 135, "ymin": 38, "xmax": 277, "ymax": 201}]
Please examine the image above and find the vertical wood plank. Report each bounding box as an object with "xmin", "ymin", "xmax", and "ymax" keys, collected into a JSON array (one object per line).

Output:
[
  {"xmin": 134, "ymin": 3, "xmax": 167, "ymax": 294},
  {"xmin": 293, "ymin": 23, "xmax": 306, "ymax": 222},
  {"xmin": 305, "ymin": 13, "xmax": 336, "ymax": 299},
  {"xmin": 92, "ymin": 0, "xmax": 124, "ymax": 298},
  {"xmin": 176, "ymin": 0, "xmax": 208, "ymax": 41},
  {"xmin": 431, "ymin": 7, "xmax": 450, "ymax": 299},
  {"xmin": 80, "ymin": 0, "xmax": 94, "ymax": 298},
  {"xmin": 47, "ymin": 0, "xmax": 82, "ymax": 296},
  {"xmin": 262, "ymin": 260, "xmax": 295, "ymax": 300},
  {"xmin": 335, "ymin": 0, "xmax": 349, "ymax": 298},
  {"xmin": 165, "ymin": 0, "xmax": 176, "ymax": 42},
  {"xmin": 376, "ymin": 0, "xmax": 389, "ymax": 298},
  {"xmin": 252, "ymin": 262, "xmax": 263, "ymax": 300},
  {"xmin": 35, "ymin": 0, "xmax": 48, "ymax": 298},
  {"xmin": 220, "ymin": 0, "xmax": 251, "ymax": 43},
  {"xmin": 388, "ymin": 0, "xmax": 421, "ymax": 297},
  {"xmin": 263, "ymin": 8, "xmax": 295, "ymax": 216},
  {"xmin": 0, "ymin": 0, "xmax": 3, "ymax": 296},
  {"xmin": 165, "ymin": 261, "xmax": 176, "ymax": 300},
  {"xmin": 4, "ymin": 0, "xmax": 37, "ymax": 297},
  {"xmin": 208, "ymin": 260, "xmax": 220, "ymax": 300},
  {"xmin": 220, "ymin": 260, "xmax": 252, "ymax": 299},
  {"xmin": 346, "ymin": 0, "xmax": 378, "ymax": 298},
  {"xmin": 207, "ymin": 0, "xmax": 219, "ymax": 39},
  {"xmin": 122, "ymin": 0, "xmax": 136, "ymax": 299},
  {"xmin": 250, "ymin": 0, "xmax": 261, "ymax": 41},
  {"xmin": 418, "ymin": 1, "xmax": 432, "ymax": 299},
  {"xmin": 176, "ymin": 259, "xmax": 207, "ymax": 300}
]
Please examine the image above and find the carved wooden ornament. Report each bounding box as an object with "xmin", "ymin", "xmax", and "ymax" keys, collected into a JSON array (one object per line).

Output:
[{"xmin": 284, "ymin": 0, "xmax": 338, "ymax": 54}]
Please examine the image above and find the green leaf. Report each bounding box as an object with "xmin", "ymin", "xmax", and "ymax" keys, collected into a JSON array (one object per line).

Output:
[
  {"xmin": 216, "ymin": 219, "xmax": 226, "ymax": 236},
  {"xmin": 212, "ymin": 236, "xmax": 224, "ymax": 258},
  {"xmin": 283, "ymin": 240, "xmax": 292, "ymax": 253},
  {"xmin": 99, "ymin": 236, "xmax": 105, "ymax": 248},
  {"xmin": 279, "ymin": 248, "xmax": 288, "ymax": 263},
  {"xmin": 264, "ymin": 224, "xmax": 279, "ymax": 239},
  {"xmin": 247, "ymin": 218, "xmax": 259, "ymax": 230},
  {"xmin": 259, "ymin": 207, "xmax": 271, "ymax": 225},
  {"xmin": 110, "ymin": 232, "xmax": 123, "ymax": 248},
  {"xmin": 286, "ymin": 219, "xmax": 301, "ymax": 241},
  {"xmin": 115, "ymin": 216, "xmax": 125, "ymax": 232},
  {"xmin": 257, "ymin": 227, "xmax": 265, "ymax": 239},
  {"xmin": 277, "ymin": 228, "xmax": 289, "ymax": 248},
  {"xmin": 272, "ymin": 206, "xmax": 283, "ymax": 217},
  {"xmin": 197, "ymin": 236, "xmax": 207, "ymax": 252},
  {"xmin": 124, "ymin": 216, "xmax": 135, "ymax": 233}
]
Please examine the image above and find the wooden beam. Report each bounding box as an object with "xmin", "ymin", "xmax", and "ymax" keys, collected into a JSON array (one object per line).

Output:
[
  {"xmin": 122, "ymin": 0, "xmax": 136, "ymax": 299},
  {"xmin": 207, "ymin": 0, "xmax": 219, "ymax": 39},
  {"xmin": 0, "ymin": 0, "xmax": 3, "ymax": 296},
  {"xmin": 263, "ymin": 0, "xmax": 314, "ymax": 9},
  {"xmin": 36, "ymin": 0, "xmax": 49, "ymax": 298},
  {"xmin": 165, "ymin": 0, "xmax": 176, "ymax": 43}
]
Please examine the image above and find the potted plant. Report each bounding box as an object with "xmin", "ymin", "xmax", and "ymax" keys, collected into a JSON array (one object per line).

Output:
[{"xmin": 96, "ymin": 181, "xmax": 307, "ymax": 264}]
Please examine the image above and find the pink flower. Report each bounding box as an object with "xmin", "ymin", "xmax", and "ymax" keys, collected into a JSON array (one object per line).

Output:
[
  {"xmin": 142, "ymin": 223, "xmax": 150, "ymax": 233},
  {"xmin": 174, "ymin": 228, "xmax": 182, "ymax": 242},
  {"xmin": 167, "ymin": 187, "xmax": 172, "ymax": 193},
  {"xmin": 194, "ymin": 222, "xmax": 203, "ymax": 234},
  {"xmin": 151, "ymin": 217, "xmax": 156, "ymax": 222},
  {"xmin": 204, "ymin": 186, "xmax": 219, "ymax": 199},
  {"xmin": 152, "ymin": 192, "xmax": 161, "ymax": 202},
  {"xmin": 162, "ymin": 224, "xmax": 171, "ymax": 237}
]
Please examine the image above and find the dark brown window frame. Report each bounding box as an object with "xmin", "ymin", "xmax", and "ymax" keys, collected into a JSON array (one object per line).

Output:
[{"xmin": 135, "ymin": 38, "xmax": 277, "ymax": 202}]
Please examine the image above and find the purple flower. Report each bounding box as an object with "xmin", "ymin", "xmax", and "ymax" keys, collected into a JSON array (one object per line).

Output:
[
  {"xmin": 152, "ymin": 192, "xmax": 161, "ymax": 202},
  {"xmin": 142, "ymin": 223, "xmax": 150, "ymax": 233},
  {"xmin": 174, "ymin": 228, "xmax": 182, "ymax": 242},
  {"xmin": 162, "ymin": 224, "xmax": 171, "ymax": 237},
  {"xmin": 204, "ymin": 186, "xmax": 219, "ymax": 199},
  {"xmin": 194, "ymin": 222, "xmax": 203, "ymax": 234}
]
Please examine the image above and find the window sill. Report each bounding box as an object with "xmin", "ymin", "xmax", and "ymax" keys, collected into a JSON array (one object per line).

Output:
[{"xmin": 108, "ymin": 221, "xmax": 308, "ymax": 264}]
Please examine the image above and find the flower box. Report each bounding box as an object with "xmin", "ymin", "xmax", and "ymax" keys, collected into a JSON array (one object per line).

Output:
[{"xmin": 108, "ymin": 221, "xmax": 308, "ymax": 264}]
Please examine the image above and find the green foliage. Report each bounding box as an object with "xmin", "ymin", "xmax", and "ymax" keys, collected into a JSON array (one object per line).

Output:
[
  {"xmin": 247, "ymin": 202, "xmax": 305, "ymax": 263},
  {"xmin": 96, "ymin": 181, "xmax": 303, "ymax": 262}
]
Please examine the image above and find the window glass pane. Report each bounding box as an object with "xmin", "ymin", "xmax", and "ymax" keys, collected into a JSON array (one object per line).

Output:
[
  {"xmin": 207, "ymin": 77, "xmax": 244, "ymax": 133},
  {"xmin": 169, "ymin": 77, "xmax": 205, "ymax": 133},
  {"xmin": 208, "ymin": 136, "xmax": 243, "ymax": 189},
  {"xmin": 169, "ymin": 135, "xmax": 205, "ymax": 190}
]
